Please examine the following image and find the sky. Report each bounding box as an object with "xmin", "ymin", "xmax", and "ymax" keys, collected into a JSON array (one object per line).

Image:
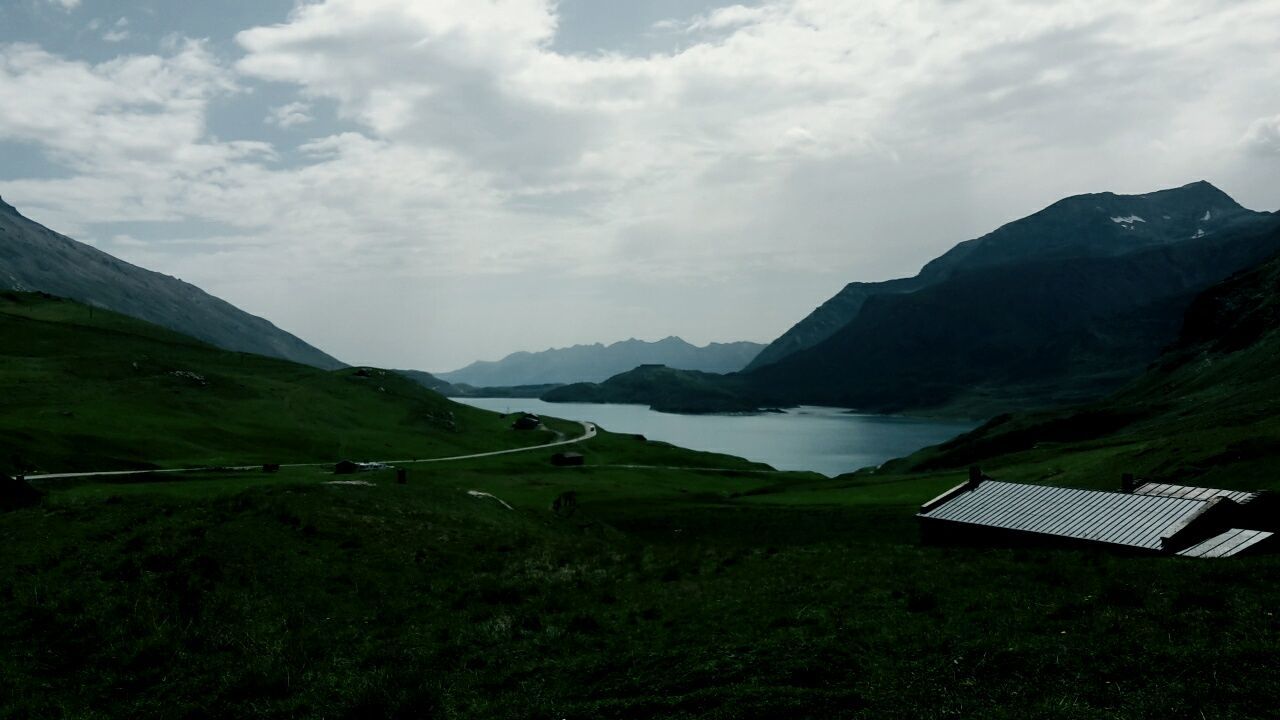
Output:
[{"xmin": 2, "ymin": 1, "xmax": 1279, "ymax": 372}]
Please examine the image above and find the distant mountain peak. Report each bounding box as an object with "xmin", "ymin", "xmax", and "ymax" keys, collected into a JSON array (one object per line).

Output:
[
  {"xmin": 438, "ymin": 336, "xmax": 765, "ymax": 386},
  {"xmin": 1148, "ymin": 179, "xmax": 1242, "ymax": 208}
]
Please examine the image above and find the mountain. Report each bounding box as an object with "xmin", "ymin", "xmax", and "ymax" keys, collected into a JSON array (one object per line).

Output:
[
  {"xmin": 885, "ymin": 245, "xmax": 1280, "ymax": 492},
  {"xmin": 542, "ymin": 364, "xmax": 758, "ymax": 414},
  {"xmin": 746, "ymin": 278, "xmax": 923, "ymax": 371},
  {"xmin": 746, "ymin": 181, "xmax": 1264, "ymax": 371},
  {"xmin": 437, "ymin": 336, "xmax": 764, "ymax": 387},
  {"xmin": 745, "ymin": 181, "xmax": 1280, "ymax": 414},
  {"xmin": 0, "ymin": 197, "xmax": 343, "ymax": 370}
]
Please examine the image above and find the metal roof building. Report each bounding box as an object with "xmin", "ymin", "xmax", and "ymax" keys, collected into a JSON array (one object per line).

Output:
[
  {"xmin": 1132, "ymin": 482, "xmax": 1262, "ymax": 505},
  {"xmin": 918, "ymin": 470, "xmax": 1275, "ymax": 557},
  {"xmin": 1177, "ymin": 528, "xmax": 1275, "ymax": 558}
]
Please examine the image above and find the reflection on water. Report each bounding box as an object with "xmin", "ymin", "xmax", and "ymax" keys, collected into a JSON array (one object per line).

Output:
[{"xmin": 455, "ymin": 398, "xmax": 976, "ymax": 477}]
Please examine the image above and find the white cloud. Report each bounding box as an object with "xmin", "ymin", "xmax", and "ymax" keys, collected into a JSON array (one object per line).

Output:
[
  {"xmin": 48, "ymin": 0, "xmax": 80, "ymax": 11},
  {"xmin": 686, "ymin": 5, "xmax": 775, "ymax": 32},
  {"xmin": 1243, "ymin": 113, "xmax": 1280, "ymax": 154},
  {"xmin": 102, "ymin": 18, "xmax": 130, "ymax": 43},
  {"xmin": 4, "ymin": 0, "xmax": 1280, "ymax": 368},
  {"xmin": 0, "ymin": 40, "xmax": 238, "ymax": 173},
  {"xmin": 266, "ymin": 100, "xmax": 313, "ymax": 128}
]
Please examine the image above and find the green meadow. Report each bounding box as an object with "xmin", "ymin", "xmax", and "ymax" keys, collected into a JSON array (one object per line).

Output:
[
  {"xmin": 0, "ymin": 293, "xmax": 579, "ymax": 476},
  {"xmin": 3, "ymin": 291, "xmax": 1280, "ymax": 719},
  {"xmin": 5, "ymin": 444, "xmax": 1279, "ymax": 719}
]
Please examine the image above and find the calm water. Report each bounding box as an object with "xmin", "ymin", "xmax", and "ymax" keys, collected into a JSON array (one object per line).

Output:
[{"xmin": 456, "ymin": 398, "xmax": 976, "ymax": 477}]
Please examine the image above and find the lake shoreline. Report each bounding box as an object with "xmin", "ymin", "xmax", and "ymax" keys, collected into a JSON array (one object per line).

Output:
[{"xmin": 456, "ymin": 398, "xmax": 976, "ymax": 477}]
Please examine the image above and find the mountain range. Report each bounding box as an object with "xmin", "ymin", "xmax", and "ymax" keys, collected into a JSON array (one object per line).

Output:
[
  {"xmin": 0, "ymin": 197, "xmax": 343, "ymax": 370},
  {"xmin": 748, "ymin": 181, "xmax": 1279, "ymax": 413},
  {"xmin": 749, "ymin": 180, "xmax": 1269, "ymax": 371},
  {"xmin": 549, "ymin": 181, "xmax": 1280, "ymax": 415},
  {"xmin": 435, "ymin": 336, "xmax": 763, "ymax": 387}
]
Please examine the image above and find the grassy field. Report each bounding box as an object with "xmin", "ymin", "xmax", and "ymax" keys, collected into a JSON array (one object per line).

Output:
[
  {"xmin": 0, "ymin": 292, "xmax": 580, "ymax": 476},
  {"xmin": 5, "ymin": 286, "xmax": 1280, "ymax": 718},
  {"xmin": 4, "ymin": 438, "xmax": 1279, "ymax": 719}
]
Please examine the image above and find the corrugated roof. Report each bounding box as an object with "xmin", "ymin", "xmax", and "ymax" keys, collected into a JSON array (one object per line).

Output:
[
  {"xmin": 1176, "ymin": 528, "xmax": 1275, "ymax": 558},
  {"xmin": 919, "ymin": 480, "xmax": 1210, "ymax": 551},
  {"xmin": 1133, "ymin": 482, "xmax": 1260, "ymax": 504}
]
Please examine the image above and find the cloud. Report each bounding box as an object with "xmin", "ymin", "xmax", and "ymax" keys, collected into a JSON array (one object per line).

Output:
[
  {"xmin": 266, "ymin": 100, "xmax": 313, "ymax": 128},
  {"xmin": 0, "ymin": 38, "xmax": 266, "ymax": 233},
  {"xmin": 0, "ymin": 40, "xmax": 238, "ymax": 172},
  {"xmin": 235, "ymin": 0, "xmax": 591, "ymax": 180},
  {"xmin": 4, "ymin": 0, "xmax": 1280, "ymax": 369},
  {"xmin": 686, "ymin": 5, "xmax": 775, "ymax": 32},
  {"xmin": 47, "ymin": 0, "xmax": 80, "ymax": 11},
  {"xmin": 102, "ymin": 18, "xmax": 130, "ymax": 43},
  {"xmin": 1242, "ymin": 113, "xmax": 1280, "ymax": 154}
]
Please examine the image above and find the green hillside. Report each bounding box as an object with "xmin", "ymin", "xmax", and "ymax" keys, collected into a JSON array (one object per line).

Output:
[
  {"xmin": 0, "ymin": 292, "xmax": 570, "ymax": 476},
  {"xmin": 5, "ymin": 231, "xmax": 1280, "ymax": 719},
  {"xmin": 877, "ymin": 249, "xmax": 1280, "ymax": 492},
  {"xmin": 5, "ymin": 272, "xmax": 1280, "ymax": 716}
]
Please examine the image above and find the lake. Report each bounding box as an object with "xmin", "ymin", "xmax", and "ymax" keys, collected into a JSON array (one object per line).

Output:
[{"xmin": 455, "ymin": 398, "xmax": 976, "ymax": 477}]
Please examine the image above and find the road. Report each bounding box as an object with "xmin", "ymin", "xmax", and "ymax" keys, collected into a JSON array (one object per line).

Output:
[{"xmin": 23, "ymin": 422, "xmax": 597, "ymax": 482}]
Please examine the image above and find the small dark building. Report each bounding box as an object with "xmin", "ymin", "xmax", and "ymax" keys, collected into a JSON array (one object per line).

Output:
[
  {"xmin": 918, "ymin": 469, "xmax": 1275, "ymax": 558},
  {"xmin": 262, "ymin": 463, "xmax": 281, "ymax": 473},
  {"xmin": 1, "ymin": 474, "xmax": 43, "ymax": 511},
  {"xmin": 512, "ymin": 413, "xmax": 541, "ymax": 431},
  {"xmin": 551, "ymin": 452, "xmax": 585, "ymax": 467}
]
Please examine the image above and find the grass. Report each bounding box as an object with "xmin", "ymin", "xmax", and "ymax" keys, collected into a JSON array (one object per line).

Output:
[
  {"xmin": 0, "ymin": 292, "xmax": 577, "ymax": 475},
  {"xmin": 5, "ymin": 288, "xmax": 1280, "ymax": 718},
  {"xmin": 5, "ymin": 441, "xmax": 1280, "ymax": 719}
]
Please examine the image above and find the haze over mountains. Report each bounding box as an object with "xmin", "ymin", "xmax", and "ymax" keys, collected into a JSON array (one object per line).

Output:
[
  {"xmin": 436, "ymin": 337, "xmax": 763, "ymax": 387},
  {"xmin": 0, "ymin": 198, "xmax": 343, "ymax": 370}
]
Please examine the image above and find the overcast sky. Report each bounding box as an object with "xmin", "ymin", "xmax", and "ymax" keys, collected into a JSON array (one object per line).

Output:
[{"xmin": 2, "ymin": 0, "xmax": 1279, "ymax": 371}]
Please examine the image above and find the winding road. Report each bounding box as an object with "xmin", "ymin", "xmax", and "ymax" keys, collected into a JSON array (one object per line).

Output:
[{"xmin": 23, "ymin": 422, "xmax": 597, "ymax": 482}]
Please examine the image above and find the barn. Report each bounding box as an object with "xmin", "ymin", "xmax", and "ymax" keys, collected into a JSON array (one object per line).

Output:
[
  {"xmin": 918, "ymin": 468, "xmax": 1275, "ymax": 558},
  {"xmin": 512, "ymin": 413, "xmax": 541, "ymax": 431},
  {"xmin": 551, "ymin": 451, "xmax": 585, "ymax": 467}
]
